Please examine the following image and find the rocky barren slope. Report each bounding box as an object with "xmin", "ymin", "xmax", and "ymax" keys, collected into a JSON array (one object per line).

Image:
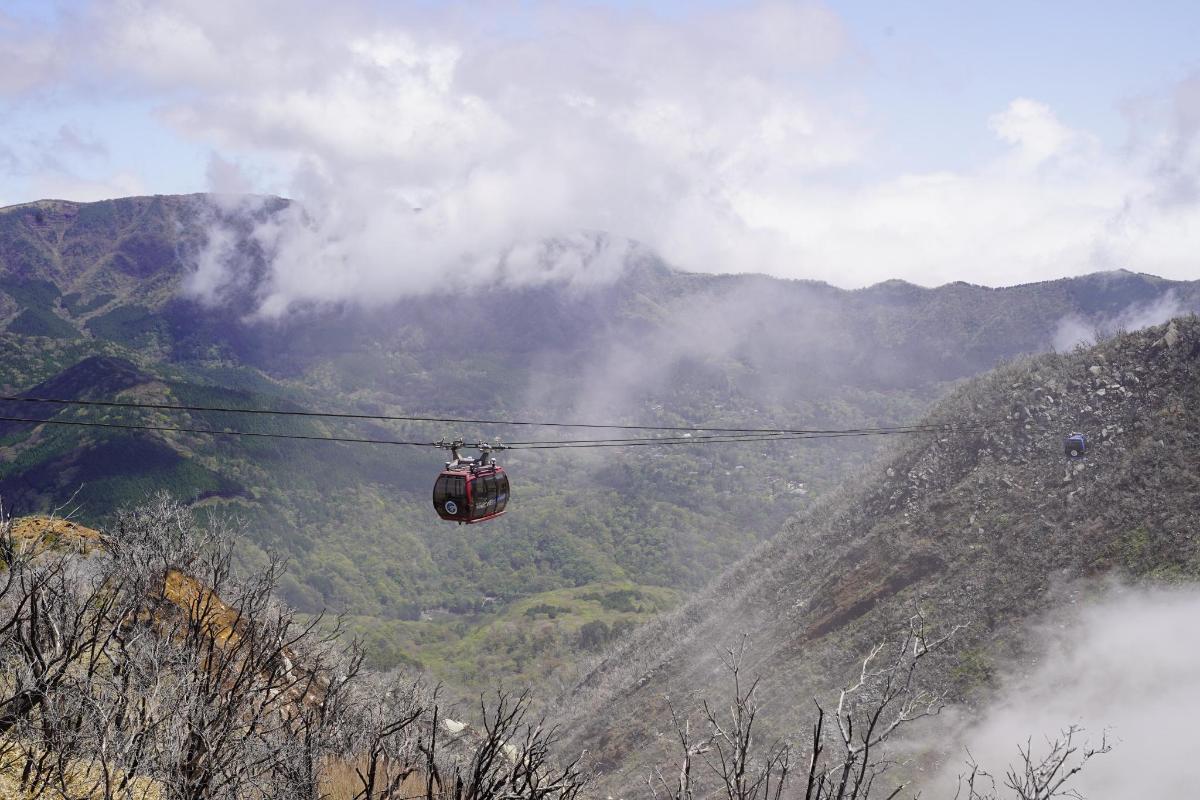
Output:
[{"xmin": 561, "ymin": 317, "xmax": 1200, "ymax": 792}]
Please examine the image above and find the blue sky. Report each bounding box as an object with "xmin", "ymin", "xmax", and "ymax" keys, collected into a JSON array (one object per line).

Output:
[
  {"xmin": 2, "ymin": 0, "xmax": 1199, "ymax": 291},
  {"xmin": 9, "ymin": 0, "xmax": 1199, "ymax": 189},
  {"xmin": 842, "ymin": 0, "xmax": 1199, "ymax": 160}
]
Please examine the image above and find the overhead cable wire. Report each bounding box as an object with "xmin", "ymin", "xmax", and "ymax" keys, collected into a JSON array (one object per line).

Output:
[
  {"xmin": 0, "ymin": 415, "xmax": 439, "ymax": 447},
  {"xmin": 0, "ymin": 394, "xmax": 989, "ymax": 436},
  {"xmin": 0, "ymin": 414, "xmax": 974, "ymax": 450},
  {"xmin": 498, "ymin": 424, "xmax": 976, "ymax": 446},
  {"xmin": 503, "ymin": 427, "xmax": 977, "ymax": 449}
]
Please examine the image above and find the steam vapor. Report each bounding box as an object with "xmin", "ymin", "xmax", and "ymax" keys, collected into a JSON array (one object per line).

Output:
[
  {"xmin": 925, "ymin": 585, "xmax": 1200, "ymax": 797},
  {"xmin": 1052, "ymin": 289, "xmax": 1187, "ymax": 351}
]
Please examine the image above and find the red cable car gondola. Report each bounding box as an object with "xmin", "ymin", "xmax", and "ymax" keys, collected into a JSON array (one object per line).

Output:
[{"xmin": 432, "ymin": 443, "xmax": 510, "ymax": 524}]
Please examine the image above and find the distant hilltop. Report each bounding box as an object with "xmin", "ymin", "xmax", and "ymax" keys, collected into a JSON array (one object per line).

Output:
[{"xmin": 0, "ymin": 193, "xmax": 1193, "ymax": 294}]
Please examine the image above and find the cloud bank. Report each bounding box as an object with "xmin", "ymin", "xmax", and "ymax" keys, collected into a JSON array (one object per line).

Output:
[
  {"xmin": 3, "ymin": 1, "xmax": 1200, "ymax": 309},
  {"xmin": 927, "ymin": 586, "xmax": 1200, "ymax": 797}
]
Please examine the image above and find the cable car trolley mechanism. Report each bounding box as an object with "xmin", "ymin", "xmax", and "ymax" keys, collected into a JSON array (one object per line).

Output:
[{"xmin": 432, "ymin": 439, "xmax": 510, "ymax": 524}]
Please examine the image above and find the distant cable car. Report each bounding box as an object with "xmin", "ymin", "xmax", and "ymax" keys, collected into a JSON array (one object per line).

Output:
[
  {"xmin": 1063, "ymin": 432, "xmax": 1088, "ymax": 459},
  {"xmin": 432, "ymin": 442, "xmax": 510, "ymax": 523}
]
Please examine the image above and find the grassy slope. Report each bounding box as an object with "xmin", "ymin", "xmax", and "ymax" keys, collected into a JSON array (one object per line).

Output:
[{"xmin": 351, "ymin": 581, "xmax": 681, "ymax": 690}]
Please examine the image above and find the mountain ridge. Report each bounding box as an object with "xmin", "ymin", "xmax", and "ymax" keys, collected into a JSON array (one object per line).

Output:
[{"xmin": 1, "ymin": 194, "xmax": 1194, "ymax": 298}]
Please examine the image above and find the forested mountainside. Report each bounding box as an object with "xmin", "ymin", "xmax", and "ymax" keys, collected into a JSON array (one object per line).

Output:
[
  {"xmin": 560, "ymin": 318, "xmax": 1200, "ymax": 794},
  {"xmin": 0, "ymin": 194, "xmax": 1197, "ymax": 691}
]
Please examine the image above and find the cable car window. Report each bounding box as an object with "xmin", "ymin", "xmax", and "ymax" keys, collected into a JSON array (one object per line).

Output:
[
  {"xmin": 433, "ymin": 473, "xmax": 469, "ymax": 520},
  {"xmin": 465, "ymin": 480, "xmax": 478, "ymax": 519},
  {"xmin": 436, "ymin": 475, "xmax": 460, "ymax": 504}
]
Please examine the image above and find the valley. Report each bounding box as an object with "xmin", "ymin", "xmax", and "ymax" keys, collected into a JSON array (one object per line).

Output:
[{"xmin": 0, "ymin": 194, "xmax": 1197, "ymax": 703}]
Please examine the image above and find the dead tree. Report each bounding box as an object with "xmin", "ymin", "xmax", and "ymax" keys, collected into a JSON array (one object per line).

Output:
[
  {"xmin": 658, "ymin": 619, "xmax": 1111, "ymax": 800},
  {"xmin": 435, "ymin": 689, "xmax": 589, "ymax": 800},
  {"xmin": 650, "ymin": 637, "xmax": 790, "ymax": 800},
  {"xmin": 339, "ymin": 672, "xmax": 430, "ymax": 800},
  {"xmin": 0, "ymin": 498, "xmax": 357, "ymax": 799},
  {"xmin": 0, "ymin": 537, "xmax": 130, "ymax": 794},
  {"xmin": 270, "ymin": 639, "xmax": 367, "ymax": 800},
  {"xmin": 955, "ymin": 726, "xmax": 1111, "ymax": 800},
  {"xmin": 648, "ymin": 699, "xmax": 711, "ymax": 800},
  {"xmin": 807, "ymin": 617, "xmax": 961, "ymax": 799},
  {"xmin": 153, "ymin": 552, "xmax": 343, "ymax": 800}
]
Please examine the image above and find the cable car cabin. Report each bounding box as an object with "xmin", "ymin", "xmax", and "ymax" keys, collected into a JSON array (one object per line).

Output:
[
  {"xmin": 433, "ymin": 464, "xmax": 510, "ymax": 523},
  {"xmin": 1063, "ymin": 432, "xmax": 1088, "ymax": 459}
]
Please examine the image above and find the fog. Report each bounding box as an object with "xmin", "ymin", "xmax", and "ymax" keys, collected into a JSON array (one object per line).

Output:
[
  {"xmin": 1052, "ymin": 289, "xmax": 1187, "ymax": 351},
  {"xmin": 924, "ymin": 585, "xmax": 1200, "ymax": 797},
  {"xmin": 539, "ymin": 279, "xmax": 849, "ymax": 422}
]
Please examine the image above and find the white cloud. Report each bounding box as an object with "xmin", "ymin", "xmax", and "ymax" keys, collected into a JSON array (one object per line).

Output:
[
  {"xmin": 0, "ymin": 10, "xmax": 63, "ymax": 93},
  {"xmin": 94, "ymin": 0, "xmax": 858, "ymax": 313},
  {"xmin": 1052, "ymin": 288, "xmax": 1185, "ymax": 351},
  {"xmin": 204, "ymin": 153, "xmax": 253, "ymax": 197},
  {"xmin": 989, "ymin": 98, "xmax": 1080, "ymax": 164},
  {"xmin": 925, "ymin": 586, "xmax": 1200, "ymax": 798},
  {"xmin": 4, "ymin": 1, "xmax": 1200, "ymax": 306}
]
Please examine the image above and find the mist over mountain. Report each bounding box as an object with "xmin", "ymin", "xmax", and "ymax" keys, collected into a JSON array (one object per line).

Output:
[
  {"xmin": 0, "ymin": 193, "xmax": 1197, "ymax": 694},
  {"xmin": 559, "ymin": 317, "xmax": 1200, "ymax": 794},
  {"xmin": 5, "ymin": 195, "xmax": 1196, "ymax": 396},
  {"xmin": 7, "ymin": 0, "xmax": 1200, "ymax": 792},
  {"xmin": 922, "ymin": 584, "xmax": 1200, "ymax": 797}
]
